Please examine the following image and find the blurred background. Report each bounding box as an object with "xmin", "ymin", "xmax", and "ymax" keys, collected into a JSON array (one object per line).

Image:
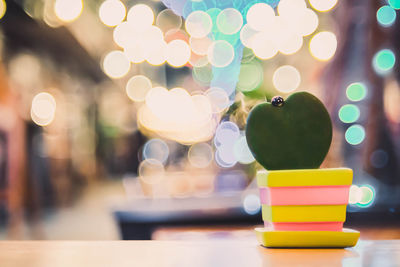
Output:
[{"xmin": 0, "ymin": 0, "xmax": 399, "ymax": 241}]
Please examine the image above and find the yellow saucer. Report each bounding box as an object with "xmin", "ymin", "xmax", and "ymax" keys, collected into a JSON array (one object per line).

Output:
[{"xmin": 255, "ymin": 228, "xmax": 360, "ymax": 248}]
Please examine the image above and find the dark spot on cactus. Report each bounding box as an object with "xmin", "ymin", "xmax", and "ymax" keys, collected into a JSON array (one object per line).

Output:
[{"xmin": 271, "ymin": 96, "xmax": 285, "ymax": 107}]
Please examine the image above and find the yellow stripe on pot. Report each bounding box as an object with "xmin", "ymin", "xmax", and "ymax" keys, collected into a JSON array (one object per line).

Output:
[
  {"xmin": 262, "ymin": 205, "xmax": 347, "ymax": 222},
  {"xmin": 257, "ymin": 168, "xmax": 353, "ymax": 187}
]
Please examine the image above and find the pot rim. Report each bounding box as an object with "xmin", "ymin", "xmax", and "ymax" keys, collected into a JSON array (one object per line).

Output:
[{"xmin": 257, "ymin": 168, "xmax": 353, "ymax": 187}]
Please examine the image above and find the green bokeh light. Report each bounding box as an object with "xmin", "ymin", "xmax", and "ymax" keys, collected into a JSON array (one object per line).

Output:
[
  {"xmin": 216, "ymin": 8, "xmax": 243, "ymax": 35},
  {"xmin": 372, "ymin": 49, "xmax": 396, "ymax": 75},
  {"xmin": 338, "ymin": 104, "xmax": 360, "ymax": 123},
  {"xmin": 345, "ymin": 124, "xmax": 365, "ymax": 145},
  {"xmin": 192, "ymin": 64, "xmax": 213, "ymax": 85},
  {"xmin": 376, "ymin": 5, "xmax": 396, "ymax": 27},
  {"xmin": 241, "ymin": 47, "xmax": 256, "ymax": 63},
  {"xmin": 389, "ymin": 0, "xmax": 400, "ymax": 9},
  {"xmin": 237, "ymin": 60, "xmax": 263, "ymax": 92},
  {"xmin": 346, "ymin": 82, "xmax": 367, "ymax": 102}
]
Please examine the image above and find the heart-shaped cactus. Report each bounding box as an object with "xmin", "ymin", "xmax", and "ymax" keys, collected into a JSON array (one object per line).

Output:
[{"xmin": 245, "ymin": 92, "xmax": 332, "ymax": 170}]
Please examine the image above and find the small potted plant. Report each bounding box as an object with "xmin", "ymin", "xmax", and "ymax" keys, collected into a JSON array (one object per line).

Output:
[{"xmin": 246, "ymin": 92, "xmax": 359, "ymax": 248}]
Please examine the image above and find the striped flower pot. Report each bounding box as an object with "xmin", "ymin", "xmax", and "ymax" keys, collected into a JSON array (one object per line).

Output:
[{"xmin": 255, "ymin": 168, "xmax": 360, "ymax": 248}]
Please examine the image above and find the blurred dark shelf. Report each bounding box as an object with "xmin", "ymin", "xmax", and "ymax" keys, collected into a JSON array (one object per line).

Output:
[{"xmin": 113, "ymin": 196, "xmax": 400, "ymax": 240}]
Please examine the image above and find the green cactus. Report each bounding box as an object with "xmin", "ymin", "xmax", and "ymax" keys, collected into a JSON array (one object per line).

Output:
[{"xmin": 245, "ymin": 92, "xmax": 332, "ymax": 170}]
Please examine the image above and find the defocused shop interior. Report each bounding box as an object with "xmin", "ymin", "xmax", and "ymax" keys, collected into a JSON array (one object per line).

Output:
[{"xmin": 0, "ymin": 0, "xmax": 399, "ymax": 241}]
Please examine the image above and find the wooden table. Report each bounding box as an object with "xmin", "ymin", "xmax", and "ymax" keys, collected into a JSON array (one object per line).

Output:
[{"xmin": 0, "ymin": 240, "xmax": 399, "ymax": 267}]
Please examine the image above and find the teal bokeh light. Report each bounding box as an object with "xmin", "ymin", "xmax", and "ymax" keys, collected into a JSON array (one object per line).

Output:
[
  {"xmin": 338, "ymin": 104, "xmax": 360, "ymax": 123},
  {"xmin": 207, "ymin": 8, "xmax": 222, "ymax": 33},
  {"xmin": 372, "ymin": 49, "xmax": 396, "ymax": 75},
  {"xmin": 376, "ymin": 5, "xmax": 396, "ymax": 27},
  {"xmin": 356, "ymin": 185, "xmax": 375, "ymax": 208},
  {"xmin": 345, "ymin": 124, "xmax": 366, "ymax": 145},
  {"xmin": 346, "ymin": 82, "xmax": 367, "ymax": 102},
  {"xmin": 389, "ymin": 0, "xmax": 400, "ymax": 9}
]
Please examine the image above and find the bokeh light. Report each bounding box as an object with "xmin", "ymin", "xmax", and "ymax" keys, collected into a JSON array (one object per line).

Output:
[
  {"xmin": 142, "ymin": 139, "xmax": 169, "ymax": 164},
  {"xmin": 138, "ymin": 159, "xmax": 165, "ymax": 185},
  {"xmin": 349, "ymin": 185, "xmax": 363, "ymax": 205},
  {"xmin": 99, "ymin": 0, "xmax": 126, "ymax": 27},
  {"xmin": 345, "ymin": 124, "xmax": 366, "ymax": 145},
  {"xmin": 214, "ymin": 121, "xmax": 240, "ymax": 147},
  {"xmin": 269, "ymin": 17, "xmax": 303, "ymax": 55},
  {"xmin": 237, "ymin": 60, "xmax": 263, "ymax": 92},
  {"xmin": 113, "ymin": 22, "xmax": 135, "ymax": 48},
  {"xmin": 190, "ymin": 36, "xmax": 213, "ymax": 56},
  {"xmin": 370, "ymin": 149, "xmax": 389, "ymax": 168},
  {"xmin": 372, "ymin": 49, "xmax": 396, "ymax": 75},
  {"xmin": 140, "ymin": 86, "xmax": 214, "ymax": 144},
  {"xmin": 293, "ymin": 8, "xmax": 319, "ymax": 37},
  {"xmin": 278, "ymin": 0, "xmax": 307, "ymax": 17},
  {"xmin": 246, "ymin": 3, "xmax": 275, "ymax": 32},
  {"xmin": 145, "ymin": 39, "xmax": 167, "ymax": 66},
  {"xmin": 189, "ymin": 53, "xmax": 209, "ymax": 68},
  {"xmin": 241, "ymin": 47, "xmax": 256, "ymax": 63},
  {"xmin": 243, "ymin": 194, "xmax": 261, "ymax": 215},
  {"xmin": 309, "ymin": 31, "xmax": 338, "ymax": 61},
  {"xmin": 54, "ymin": 0, "xmax": 83, "ymax": 22},
  {"xmin": 376, "ymin": 5, "xmax": 396, "ymax": 27},
  {"xmin": 346, "ymin": 82, "xmax": 367, "ymax": 102},
  {"xmin": 102, "ymin": 50, "xmax": 130, "ymax": 78},
  {"xmin": 31, "ymin": 92, "xmax": 57, "ymax": 126},
  {"xmin": 127, "ymin": 4, "xmax": 154, "ymax": 31},
  {"xmin": 156, "ymin": 9, "xmax": 182, "ymax": 33},
  {"xmin": 338, "ymin": 104, "xmax": 360, "ymax": 123},
  {"xmin": 166, "ymin": 40, "xmax": 191, "ymax": 68},
  {"xmin": 278, "ymin": 32, "xmax": 304, "ymax": 55},
  {"xmin": 142, "ymin": 25, "xmax": 164, "ymax": 44},
  {"xmin": 216, "ymin": 8, "xmax": 243, "ymax": 35},
  {"xmin": 193, "ymin": 64, "xmax": 214, "ymax": 85},
  {"xmin": 252, "ymin": 32, "xmax": 278, "ymax": 60},
  {"xmin": 207, "ymin": 40, "xmax": 235, "ymax": 68},
  {"xmin": 233, "ymin": 136, "xmax": 255, "ymax": 164},
  {"xmin": 215, "ymin": 149, "xmax": 237, "ymax": 168},
  {"xmin": 145, "ymin": 86, "xmax": 168, "ymax": 113},
  {"xmin": 0, "ymin": 0, "xmax": 6, "ymax": 20},
  {"xmin": 349, "ymin": 184, "xmax": 376, "ymax": 207},
  {"xmin": 188, "ymin": 143, "xmax": 213, "ymax": 168},
  {"xmin": 240, "ymin": 24, "xmax": 258, "ymax": 49},
  {"xmin": 164, "ymin": 28, "xmax": 189, "ymax": 43},
  {"xmin": 126, "ymin": 75, "xmax": 152, "ymax": 102},
  {"xmin": 389, "ymin": 0, "xmax": 400, "ymax": 9},
  {"xmin": 205, "ymin": 87, "xmax": 230, "ymax": 113},
  {"xmin": 309, "ymin": 0, "xmax": 338, "ymax": 12},
  {"xmin": 207, "ymin": 7, "xmax": 222, "ymax": 33},
  {"xmin": 124, "ymin": 43, "xmax": 146, "ymax": 64},
  {"xmin": 273, "ymin": 65, "xmax": 301, "ymax": 93},
  {"xmin": 185, "ymin": 11, "xmax": 213, "ymax": 38},
  {"xmin": 357, "ymin": 185, "xmax": 375, "ymax": 207}
]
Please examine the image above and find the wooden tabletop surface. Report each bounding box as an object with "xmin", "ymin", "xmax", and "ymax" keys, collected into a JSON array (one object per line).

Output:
[{"xmin": 0, "ymin": 240, "xmax": 399, "ymax": 267}]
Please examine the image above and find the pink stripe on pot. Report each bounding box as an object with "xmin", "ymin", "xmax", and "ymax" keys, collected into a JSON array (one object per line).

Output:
[
  {"xmin": 259, "ymin": 185, "xmax": 350, "ymax": 206},
  {"xmin": 264, "ymin": 221, "xmax": 343, "ymax": 231}
]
